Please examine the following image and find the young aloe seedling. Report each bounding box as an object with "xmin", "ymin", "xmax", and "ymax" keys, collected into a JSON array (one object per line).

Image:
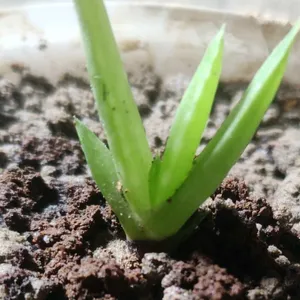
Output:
[{"xmin": 74, "ymin": 0, "xmax": 300, "ymax": 241}]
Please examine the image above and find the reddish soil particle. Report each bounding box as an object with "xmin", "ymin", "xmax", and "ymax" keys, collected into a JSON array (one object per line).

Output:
[
  {"xmin": 66, "ymin": 180, "xmax": 122, "ymax": 235},
  {"xmin": 213, "ymin": 177, "xmax": 249, "ymax": 202},
  {"xmin": 19, "ymin": 136, "xmax": 85, "ymax": 175},
  {"xmin": 31, "ymin": 204, "xmax": 105, "ymax": 253},
  {"xmin": 193, "ymin": 265, "xmax": 244, "ymax": 300},
  {"xmin": 0, "ymin": 167, "xmax": 58, "ymax": 232},
  {"xmin": 10, "ymin": 247, "xmax": 39, "ymax": 271},
  {"xmin": 61, "ymin": 258, "xmax": 127, "ymax": 299},
  {"xmin": 213, "ymin": 178, "xmax": 274, "ymax": 227},
  {"xmin": 162, "ymin": 256, "xmax": 244, "ymax": 299},
  {"xmin": 162, "ymin": 261, "xmax": 197, "ymax": 289},
  {"xmin": 67, "ymin": 180, "xmax": 102, "ymax": 210}
]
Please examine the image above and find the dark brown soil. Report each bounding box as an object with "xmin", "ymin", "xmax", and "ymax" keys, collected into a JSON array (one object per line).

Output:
[{"xmin": 0, "ymin": 70, "xmax": 300, "ymax": 299}]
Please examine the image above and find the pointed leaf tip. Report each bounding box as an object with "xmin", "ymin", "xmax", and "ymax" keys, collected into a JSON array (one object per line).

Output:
[
  {"xmin": 149, "ymin": 24, "xmax": 225, "ymax": 206},
  {"xmin": 219, "ymin": 24, "xmax": 226, "ymax": 34}
]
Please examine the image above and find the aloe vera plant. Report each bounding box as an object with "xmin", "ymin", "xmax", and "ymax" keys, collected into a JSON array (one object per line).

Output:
[{"xmin": 73, "ymin": 0, "xmax": 300, "ymax": 241}]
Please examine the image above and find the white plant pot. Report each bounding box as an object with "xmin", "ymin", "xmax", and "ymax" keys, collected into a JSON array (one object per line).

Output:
[{"xmin": 0, "ymin": 1, "xmax": 299, "ymax": 86}]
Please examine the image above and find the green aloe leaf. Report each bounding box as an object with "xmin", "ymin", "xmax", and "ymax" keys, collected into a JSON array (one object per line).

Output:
[
  {"xmin": 74, "ymin": 0, "xmax": 152, "ymax": 213},
  {"xmin": 74, "ymin": 118, "xmax": 147, "ymax": 240},
  {"xmin": 143, "ymin": 20, "xmax": 300, "ymax": 240},
  {"xmin": 149, "ymin": 26, "xmax": 225, "ymax": 205}
]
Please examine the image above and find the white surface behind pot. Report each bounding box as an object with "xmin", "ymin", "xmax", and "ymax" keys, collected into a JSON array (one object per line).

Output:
[
  {"xmin": 0, "ymin": 1, "xmax": 299, "ymax": 85},
  {"xmin": 1, "ymin": 0, "xmax": 300, "ymax": 21}
]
